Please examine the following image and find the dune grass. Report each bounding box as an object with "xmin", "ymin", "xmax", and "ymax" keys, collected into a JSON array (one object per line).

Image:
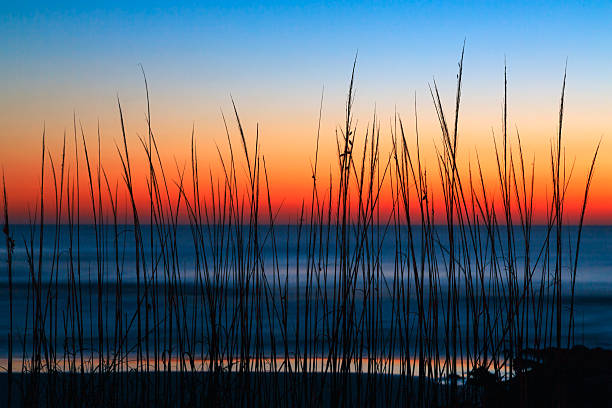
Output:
[{"xmin": 1, "ymin": 49, "xmax": 601, "ymax": 407}]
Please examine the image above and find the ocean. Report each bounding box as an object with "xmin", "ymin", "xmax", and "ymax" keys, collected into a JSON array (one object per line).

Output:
[{"xmin": 1, "ymin": 224, "xmax": 611, "ymax": 369}]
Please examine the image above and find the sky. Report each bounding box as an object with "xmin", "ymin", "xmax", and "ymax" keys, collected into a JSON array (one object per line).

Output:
[{"xmin": 1, "ymin": 1, "xmax": 611, "ymax": 223}]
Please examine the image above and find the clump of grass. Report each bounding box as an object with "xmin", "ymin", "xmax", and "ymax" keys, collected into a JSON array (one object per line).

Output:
[{"xmin": 0, "ymin": 48, "xmax": 601, "ymax": 407}]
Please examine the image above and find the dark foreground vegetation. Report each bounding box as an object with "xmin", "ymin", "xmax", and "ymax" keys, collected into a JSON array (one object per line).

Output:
[
  {"xmin": 3, "ymin": 346, "xmax": 612, "ymax": 407},
  {"xmin": 475, "ymin": 346, "xmax": 612, "ymax": 407},
  {"xmin": 1, "ymin": 48, "xmax": 605, "ymax": 406}
]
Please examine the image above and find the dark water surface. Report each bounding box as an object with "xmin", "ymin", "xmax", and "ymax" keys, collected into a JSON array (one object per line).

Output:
[{"xmin": 1, "ymin": 224, "xmax": 611, "ymax": 364}]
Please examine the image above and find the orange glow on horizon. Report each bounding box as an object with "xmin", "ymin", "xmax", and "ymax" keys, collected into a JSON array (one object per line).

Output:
[{"xmin": 1, "ymin": 122, "xmax": 608, "ymax": 226}]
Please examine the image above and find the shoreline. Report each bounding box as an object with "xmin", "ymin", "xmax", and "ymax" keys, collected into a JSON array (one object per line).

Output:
[{"xmin": 2, "ymin": 346, "xmax": 611, "ymax": 406}]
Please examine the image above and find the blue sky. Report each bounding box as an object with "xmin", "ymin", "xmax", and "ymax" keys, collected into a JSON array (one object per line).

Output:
[{"xmin": 1, "ymin": 1, "xmax": 611, "ymax": 221}]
